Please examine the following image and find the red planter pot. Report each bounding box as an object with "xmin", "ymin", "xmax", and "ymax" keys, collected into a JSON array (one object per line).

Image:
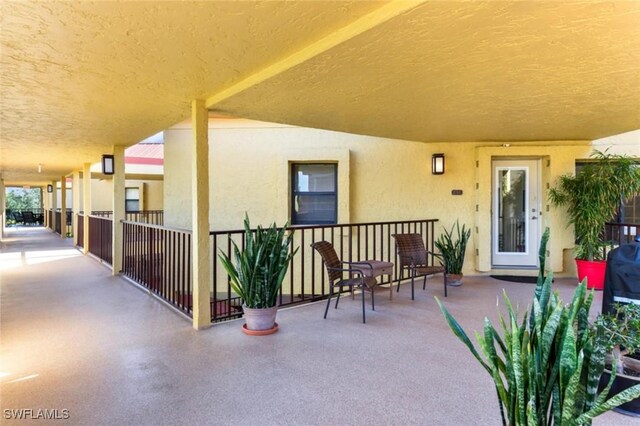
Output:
[{"xmin": 575, "ymin": 259, "xmax": 607, "ymax": 290}]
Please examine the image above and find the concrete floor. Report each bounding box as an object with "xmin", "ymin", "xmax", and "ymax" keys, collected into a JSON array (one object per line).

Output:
[{"xmin": 1, "ymin": 227, "xmax": 636, "ymax": 425}]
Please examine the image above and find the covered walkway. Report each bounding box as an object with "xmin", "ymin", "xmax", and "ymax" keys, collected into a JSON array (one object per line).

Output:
[{"xmin": 0, "ymin": 227, "xmax": 632, "ymax": 425}]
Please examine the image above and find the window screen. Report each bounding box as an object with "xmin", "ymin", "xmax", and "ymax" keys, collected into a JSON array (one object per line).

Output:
[
  {"xmin": 125, "ymin": 187, "xmax": 140, "ymax": 212},
  {"xmin": 291, "ymin": 164, "xmax": 337, "ymax": 225}
]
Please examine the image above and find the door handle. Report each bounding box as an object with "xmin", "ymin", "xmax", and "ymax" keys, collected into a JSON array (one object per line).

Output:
[{"xmin": 531, "ymin": 216, "xmax": 538, "ymax": 220}]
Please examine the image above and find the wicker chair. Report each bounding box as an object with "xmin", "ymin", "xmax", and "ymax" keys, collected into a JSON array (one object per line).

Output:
[
  {"xmin": 311, "ymin": 241, "xmax": 377, "ymax": 323},
  {"xmin": 392, "ymin": 233, "xmax": 446, "ymax": 299}
]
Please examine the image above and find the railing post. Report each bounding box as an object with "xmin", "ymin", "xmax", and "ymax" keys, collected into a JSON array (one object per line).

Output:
[{"xmin": 191, "ymin": 99, "xmax": 212, "ymax": 329}]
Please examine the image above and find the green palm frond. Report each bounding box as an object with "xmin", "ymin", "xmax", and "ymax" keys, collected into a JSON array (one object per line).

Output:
[{"xmin": 549, "ymin": 150, "xmax": 640, "ymax": 261}]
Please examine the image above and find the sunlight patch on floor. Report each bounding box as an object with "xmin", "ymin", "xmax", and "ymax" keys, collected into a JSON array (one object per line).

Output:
[
  {"xmin": 0, "ymin": 249, "xmax": 81, "ymax": 270},
  {"xmin": 0, "ymin": 252, "xmax": 22, "ymax": 270},
  {"xmin": 4, "ymin": 374, "xmax": 40, "ymax": 384}
]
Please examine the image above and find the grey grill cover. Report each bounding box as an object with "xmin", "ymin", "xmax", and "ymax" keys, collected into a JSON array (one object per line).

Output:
[{"xmin": 602, "ymin": 236, "xmax": 640, "ymax": 314}]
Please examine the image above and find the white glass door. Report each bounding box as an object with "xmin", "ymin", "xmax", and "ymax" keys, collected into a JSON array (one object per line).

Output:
[{"xmin": 492, "ymin": 159, "xmax": 541, "ymax": 267}]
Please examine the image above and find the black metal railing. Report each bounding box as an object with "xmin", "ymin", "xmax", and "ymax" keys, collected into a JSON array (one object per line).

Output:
[
  {"xmin": 88, "ymin": 210, "xmax": 163, "ymax": 225},
  {"xmin": 603, "ymin": 222, "xmax": 640, "ymax": 257},
  {"xmin": 209, "ymin": 219, "xmax": 439, "ymax": 323},
  {"xmin": 77, "ymin": 213, "xmax": 84, "ymax": 248},
  {"xmin": 54, "ymin": 211, "xmax": 62, "ymax": 235},
  {"xmin": 125, "ymin": 210, "xmax": 164, "ymax": 225},
  {"xmin": 88, "ymin": 215, "xmax": 112, "ymax": 265},
  {"xmin": 52, "ymin": 209, "xmax": 73, "ymax": 236},
  {"xmin": 4, "ymin": 209, "xmax": 45, "ymax": 226},
  {"xmin": 90, "ymin": 210, "xmax": 113, "ymax": 218},
  {"xmin": 122, "ymin": 221, "xmax": 192, "ymax": 316}
]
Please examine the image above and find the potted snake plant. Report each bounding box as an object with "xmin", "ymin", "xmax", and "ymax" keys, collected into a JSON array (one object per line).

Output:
[
  {"xmin": 436, "ymin": 229, "xmax": 640, "ymax": 425},
  {"xmin": 434, "ymin": 220, "xmax": 471, "ymax": 286},
  {"xmin": 219, "ymin": 214, "xmax": 297, "ymax": 335}
]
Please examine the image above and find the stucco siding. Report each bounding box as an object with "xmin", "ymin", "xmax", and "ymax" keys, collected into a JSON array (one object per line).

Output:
[{"xmin": 163, "ymin": 119, "xmax": 638, "ymax": 275}]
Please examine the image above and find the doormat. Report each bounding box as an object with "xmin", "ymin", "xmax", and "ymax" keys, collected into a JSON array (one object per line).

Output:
[{"xmin": 490, "ymin": 275, "xmax": 539, "ymax": 284}]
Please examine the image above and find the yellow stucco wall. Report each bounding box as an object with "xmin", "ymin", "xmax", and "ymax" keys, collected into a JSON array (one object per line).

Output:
[
  {"xmin": 90, "ymin": 179, "xmax": 163, "ymax": 212},
  {"xmin": 163, "ymin": 119, "xmax": 638, "ymax": 276}
]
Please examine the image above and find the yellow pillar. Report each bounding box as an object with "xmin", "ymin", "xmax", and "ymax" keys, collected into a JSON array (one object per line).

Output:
[
  {"xmin": 83, "ymin": 163, "xmax": 91, "ymax": 254},
  {"xmin": 42, "ymin": 186, "xmax": 48, "ymax": 228},
  {"xmin": 192, "ymin": 99, "xmax": 211, "ymax": 330},
  {"xmin": 0, "ymin": 178, "xmax": 5, "ymax": 241},
  {"xmin": 60, "ymin": 176, "xmax": 67, "ymax": 238},
  {"xmin": 112, "ymin": 146, "xmax": 125, "ymax": 274},
  {"xmin": 51, "ymin": 180, "xmax": 57, "ymax": 233},
  {"xmin": 72, "ymin": 171, "xmax": 80, "ymax": 245}
]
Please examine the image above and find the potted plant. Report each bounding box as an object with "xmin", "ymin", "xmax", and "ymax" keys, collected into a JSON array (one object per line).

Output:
[
  {"xmin": 436, "ymin": 229, "xmax": 640, "ymax": 425},
  {"xmin": 595, "ymin": 303, "xmax": 640, "ymax": 416},
  {"xmin": 434, "ymin": 220, "xmax": 471, "ymax": 286},
  {"xmin": 549, "ymin": 150, "xmax": 640, "ymax": 289},
  {"xmin": 219, "ymin": 215, "xmax": 297, "ymax": 335}
]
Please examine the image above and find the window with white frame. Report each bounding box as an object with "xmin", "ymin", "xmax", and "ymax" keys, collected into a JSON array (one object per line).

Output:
[
  {"xmin": 291, "ymin": 163, "xmax": 337, "ymax": 225},
  {"xmin": 125, "ymin": 187, "xmax": 140, "ymax": 212}
]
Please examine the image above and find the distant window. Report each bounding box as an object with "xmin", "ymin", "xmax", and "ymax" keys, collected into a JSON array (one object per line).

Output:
[
  {"xmin": 622, "ymin": 194, "xmax": 640, "ymax": 224},
  {"xmin": 125, "ymin": 187, "xmax": 140, "ymax": 212},
  {"xmin": 291, "ymin": 163, "xmax": 337, "ymax": 225}
]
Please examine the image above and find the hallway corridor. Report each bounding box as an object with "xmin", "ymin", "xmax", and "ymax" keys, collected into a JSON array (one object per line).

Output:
[{"xmin": 1, "ymin": 227, "xmax": 194, "ymax": 423}]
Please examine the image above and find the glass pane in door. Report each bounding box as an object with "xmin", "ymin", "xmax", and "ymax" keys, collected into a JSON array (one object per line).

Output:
[{"xmin": 497, "ymin": 169, "xmax": 526, "ymax": 253}]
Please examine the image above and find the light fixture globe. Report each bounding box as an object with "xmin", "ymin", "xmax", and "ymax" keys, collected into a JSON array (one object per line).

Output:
[
  {"xmin": 102, "ymin": 154, "xmax": 115, "ymax": 175},
  {"xmin": 432, "ymin": 153, "xmax": 445, "ymax": 175}
]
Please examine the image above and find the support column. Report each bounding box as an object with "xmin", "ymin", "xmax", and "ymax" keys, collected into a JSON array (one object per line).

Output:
[
  {"xmin": 42, "ymin": 186, "xmax": 48, "ymax": 228},
  {"xmin": 112, "ymin": 146, "xmax": 125, "ymax": 274},
  {"xmin": 192, "ymin": 99, "xmax": 211, "ymax": 330},
  {"xmin": 0, "ymin": 178, "xmax": 5, "ymax": 241},
  {"xmin": 51, "ymin": 180, "xmax": 58, "ymax": 233},
  {"xmin": 38, "ymin": 187, "xmax": 43, "ymax": 215},
  {"xmin": 72, "ymin": 171, "xmax": 80, "ymax": 245},
  {"xmin": 83, "ymin": 163, "xmax": 91, "ymax": 254},
  {"xmin": 60, "ymin": 176, "xmax": 67, "ymax": 239}
]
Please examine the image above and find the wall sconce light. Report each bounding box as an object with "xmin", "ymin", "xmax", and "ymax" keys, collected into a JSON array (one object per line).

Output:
[
  {"xmin": 38, "ymin": 163, "xmax": 42, "ymax": 173},
  {"xmin": 47, "ymin": 184, "xmax": 53, "ymax": 193},
  {"xmin": 432, "ymin": 153, "xmax": 445, "ymax": 175},
  {"xmin": 102, "ymin": 154, "xmax": 115, "ymax": 175}
]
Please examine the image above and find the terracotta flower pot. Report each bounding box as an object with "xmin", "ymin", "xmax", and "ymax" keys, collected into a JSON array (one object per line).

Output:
[
  {"xmin": 447, "ymin": 273, "xmax": 463, "ymax": 287},
  {"xmin": 242, "ymin": 305, "xmax": 278, "ymax": 335},
  {"xmin": 576, "ymin": 259, "xmax": 606, "ymax": 290}
]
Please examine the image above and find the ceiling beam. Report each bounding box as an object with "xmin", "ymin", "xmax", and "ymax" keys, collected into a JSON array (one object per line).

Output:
[{"xmin": 205, "ymin": 0, "xmax": 426, "ymax": 109}]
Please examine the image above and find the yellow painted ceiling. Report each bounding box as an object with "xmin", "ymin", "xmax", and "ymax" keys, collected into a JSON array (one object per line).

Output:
[{"xmin": 1, "ymin": 1, "xmax": 639, "ymax": 185}]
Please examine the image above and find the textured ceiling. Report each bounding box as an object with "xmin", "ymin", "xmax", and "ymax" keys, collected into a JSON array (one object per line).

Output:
[
  {"xmin": 214, "ymin": 1, "xmax": 640, "ymax": 142},
  {"xmin": 0, "ymin": 1, "xmax": 382, "ymax": 184},
  {"xmin": 1, "ymin": 1, "xmax": 639, "ymax": 185}
]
